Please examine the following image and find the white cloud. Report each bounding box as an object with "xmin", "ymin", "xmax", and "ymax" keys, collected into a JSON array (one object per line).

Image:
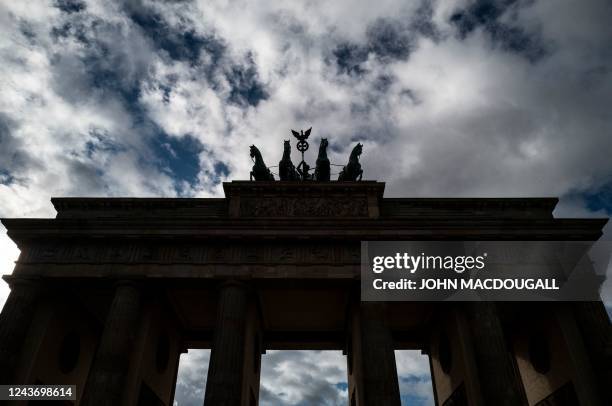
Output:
[
  {"xmin": 174, "ymin": 349, "xmax": 209, "ymax": 406},
  {"xmin": 260, "ymin": 350, "xmax": 347, "ymax": 406},
  {"xmin": 395, "ymin": 350, "xmax": 435, "ymax": 405}
]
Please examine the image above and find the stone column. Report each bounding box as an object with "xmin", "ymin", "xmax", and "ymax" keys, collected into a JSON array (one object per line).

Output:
[
  {"xmin": 554, "ymin": 304, "xmax": 604, "ymax": 405},
  {"xmin": 204, "ymin": 281, "xmax": 251, "ymax": 406},
  {"xmin": 170, "ymin": 347, "xmax": 187, "ymax": 405},
  {"xmin": 81, "ymin": 281, "xmax": 142, "ymax": 406},
  {"xmin": 347, "ymin": 302, "xmax": 401, "ymax": 406},
  {"xmin": 0, "ymin": 278, "xmax": 41, "ymax": 384},
  {"xmin": 572, "ymin": 301, "xmax": 612, "ymax": 404},
  {"xmin": 464, "ymin": 302, "xmax": 527, "ymax": 406}
]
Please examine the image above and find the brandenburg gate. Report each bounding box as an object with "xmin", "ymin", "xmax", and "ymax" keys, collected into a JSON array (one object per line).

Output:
[{"xmin": 0, "ymin": 136, "xmax": 611, "ymax": 405}]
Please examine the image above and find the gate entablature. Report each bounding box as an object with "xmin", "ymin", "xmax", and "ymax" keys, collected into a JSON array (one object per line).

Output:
[{"xmin": 223, "ymin": 181, "xmax": 385, "ymax": 218}]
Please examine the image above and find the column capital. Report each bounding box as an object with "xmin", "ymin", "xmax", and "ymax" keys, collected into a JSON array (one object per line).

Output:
[
  {"xmin": 111, "ymin": 279, "xmax": 144, "ymax": 290},
  {"xmin": 216, "ymin": 280, "xmax": 257, "ymax": 300},
  {"xmin": 2, "ymin": 275, "xmax": 44, "ymax": 290},
  {"xmin": 217, "ymin": 279, "xmax": 251, "ymax": 291}
]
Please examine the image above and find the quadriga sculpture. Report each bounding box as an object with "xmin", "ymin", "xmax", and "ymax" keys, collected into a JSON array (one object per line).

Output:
[
  {"xmin": 314, "ymin": 138, "xmax": 330, "ymax": 182},
  {"xmin": 279, "ymin": 140, "xmax": 299, "ymax": 181},
  {"xmin": 337, "ymin": 143, "xmax": 363, "ymax": 181},
  {"xmin": 250, "ymin": 145, "xmax": 274, "ymax": 181}
]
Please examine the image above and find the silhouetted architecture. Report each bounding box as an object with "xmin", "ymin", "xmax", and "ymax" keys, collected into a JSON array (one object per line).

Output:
[{"xmin": 1, "ymin": 181, "xmax": 611, "ymax": 405}]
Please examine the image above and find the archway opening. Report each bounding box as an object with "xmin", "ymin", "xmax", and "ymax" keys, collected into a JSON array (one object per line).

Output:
[
  {"xmin": 172, "ymin": 349, "xmax": 433, "ymax": 405},
  {"xmin": 260, "ymin": 350, "xmax": 348, "ymax": 405},
  {"xmin": 174, "ymin": 349, "xmax": 210, "ymax": 406},
  {"xmin": 395, "ymin": 350, "xmax": 435, "ymax": 406}
]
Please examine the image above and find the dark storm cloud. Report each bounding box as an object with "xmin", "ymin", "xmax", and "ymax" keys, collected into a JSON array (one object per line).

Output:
[
  {"xmin": 450, "ymin": 0, "xmax": 547, "ymax": 61},
  {"xmin": 450, "ymin": 0, "xmax": 518, "ymax": 35},
  {"xmin": 51, "ymin": 1, "xmax": 259, "ymax": 111},
  {"xmin": 411, "ymin": 0, "xmax": 439, "ymax": 40},
  {"xmin": 49, "ymin": 13, "xmax": 150, "ymax": 108},
  {"xmin": 126, "ymin": 4, "xmax": 224, "ymax": 66},
  {"xmin": 367, "ymin": 18, "xmax": 414, "ymax": 61},
  {"xmin": 372, "ymin": 73, "xmax": 395, "ymax": 93},
  {"xmin": 227, "ymin": 57, "xmax": 270, "ymax": 107},
  {"xmin": 84, "ymin": 129, "xmax": 126, "ymax": 158},
  {"xmin": 63, "ymin": 158, "xmax": 108, "ymax": 193},
  {"xmin": 332, "ymin": 17, "xmax": 415, "ymax": 76},
  {"xmin": 54, "ymin": 0, "xmax": 86, "ymax": 14},
  {"xmin": 0, "ymin": 113, "xmax": 40, "ymax": 185},
  {"xmin": 18, "ymin": 21, "xmax": 38, "ymax": 44},
  {"xmin": 332, "ymin": 42, "xmax": 368, "ymax": 76},
  {"xmin": 51, "ymin": 21, "xmax": 88, "ymax": 44},
  {"xmin": 123, "ymin": 1, "xmax": 268, "ymax": 108},
  {"xmin": 331, "ymin": 2, "xmax": 440, "ymax": 77}
]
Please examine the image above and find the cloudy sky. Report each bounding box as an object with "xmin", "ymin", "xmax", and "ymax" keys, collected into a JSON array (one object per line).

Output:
[{"xmin": 1, "ymin": 0, "xmax": 612, "ymax": 404}]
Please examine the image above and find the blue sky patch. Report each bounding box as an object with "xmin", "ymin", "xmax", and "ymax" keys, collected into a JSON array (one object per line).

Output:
[
  {"xmin": 401, "ymin": 393, "xmax": 431, "ymax": 406},
  {"xmin": 227, "ymin": 60, "xmax": 269, "ymax": 107},
  {"xmin": 335, "ymin": 382, "xmax": 348, "ymax": 391},
  {"xmin": 127, "ymin": 6, "xmax": 225, "ymax": 66},
  {"xmin": 149, "ymin": 132, "xmax": 203, "ymax": 194},
  {"xmin": 581, "ymin": 181, "xmax": 612, "ymax": 214},
  {"xmin": 214, "ymin": 162, "xmax": 230, "ymax": 178},
  {"xmin": 0, "ymin": 169, "xmax": 16, "ymax": 186}
]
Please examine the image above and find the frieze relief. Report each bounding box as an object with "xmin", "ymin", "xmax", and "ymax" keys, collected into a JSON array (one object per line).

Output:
[
  {"xmin": 239, "ymin": 196, "xmax": 368, "ymax": 217},
  {"xmin": 20, "ymin": 243, "xmax": 361, "ymax": 265}
]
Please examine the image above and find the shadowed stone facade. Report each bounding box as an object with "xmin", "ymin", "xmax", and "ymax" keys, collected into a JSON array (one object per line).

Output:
[{"xmin": 1, "ymin": 181, "xmax": 610, "ymax": 405}]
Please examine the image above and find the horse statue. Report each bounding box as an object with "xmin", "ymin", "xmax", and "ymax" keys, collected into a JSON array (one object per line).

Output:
[
  {"xmin": 314, "ymin": 138, "xmax": 330, "ymax": 181},
  {"xmin": 250, "ymin": 145, "xmax": 274, "ymax": 181},
  {"xmin": 337, "ymin": 143, "xmax": 363, "ymax": 181},
  {"xmin": 278, "ymin": 140, "xmax": 299, "ymax": 181}
]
